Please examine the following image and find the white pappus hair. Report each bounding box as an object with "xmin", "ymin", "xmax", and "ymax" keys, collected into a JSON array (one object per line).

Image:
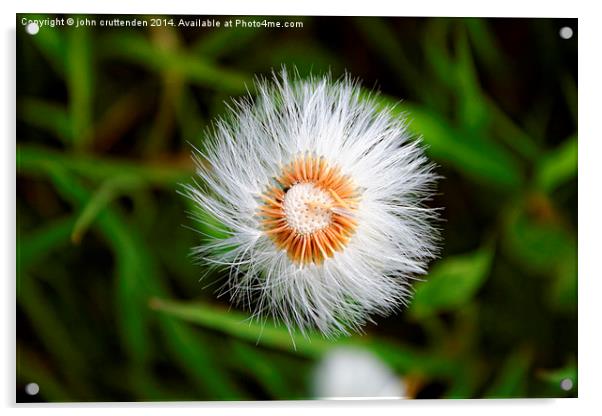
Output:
[{"xmin": 184, "ymin": 69, "xmax": 440, "ymax": 338}]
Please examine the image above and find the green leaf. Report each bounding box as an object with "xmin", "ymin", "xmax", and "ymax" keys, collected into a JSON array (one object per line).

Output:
[
  {"xmin": 535, "ymin": 135, "xmax": 578, "ymax": 192},
  {"xmin": 407, "ymin": 104, "xmax": 522, "ymax": 188},
  {"xmin": 410, "ymin": 244, "xmax": 494, "ymax": 318},
  {"xmin": 370, "ymin": 96, "xmax": 523, "ymax": 189},
  {"xmin": 502, "ymin": 197, "xmax": 574, "ymax": 274}
]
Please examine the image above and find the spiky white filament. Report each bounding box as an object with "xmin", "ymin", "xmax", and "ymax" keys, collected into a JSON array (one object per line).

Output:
[{"xmin": 184, "ymin": 69, "xmax": 439, "ymax": 338}]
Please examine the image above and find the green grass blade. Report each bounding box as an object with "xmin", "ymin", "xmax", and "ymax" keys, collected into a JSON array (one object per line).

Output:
[
  {"xmin": 536, "ymin": 135, "xmax": 578, "ymax": 192},
  {"xmin": 391, "ymin": 101, "xmax": 523, "ymax": 189},
  {"xmin": 149, "ymin": 297, "xmax": 332, "ymax": 356},
  {"xmin": 17, "ymin": 273, "xmax": 88, "ymax": 394},
  {"xmin": 455, "ymin": 27, "xmax": 490, "ymax": 133},
  {"xmin": 537, "ymin": 360, "xmax": 577, "ymax": 395},
  {"xmin": 17, "ymin": 216, "xmax": 75, "ymax": 267},
  {"xmin": 465, "ymin": 19, "xmax": 505, "ymax": 74},
  {"xmin": 561, "ymin": 74, "xmax": 577, "ymax": 124},
  {"xmin": 149, "ymin": 298, "xmax": 461, "ymax": 378},
  {"xmin": 21, "ymin": 14, "xmax": 66, "ymax": 76},
  {"xmin": 66, "ymin": 20, "xmax": 94, "ymax": 151},
  {"xmin": 99, "ymin": 32, "xmax": 252, "ymax": 94},
  {"xmin": 34, "ymin": 166, "xmax": 153, "ymax": 365},
  {"xmin": 410, "ymin": 244, "xmax": 494, "ymax": 318},
  {"xmin": 485, "ymin": 95, "xmax": 540, "ymax": 161},
  {"xmin": 17, "ymin": 144, "xmax": 193, "ymax": 186},
  {"xmin": 17, "ymin": 98, "xmax": 72, "ymax": 144},
  {"xmin": 17, "ymin": 346, "xmax": 73, "ymax": 402},
  {"xmin": 228, "ymin": 340, "xmax": 297, "ymax": 399},
  {"xmin": 71, "ymin": 176, "xmax": 143, "ymax": 243},
  {"xmin": 20, "ymin": 163, "xmax": 242, "ymax": 398},
  {"xmin": 352, "ymin": 17, "xmax": 421, "ymax": 93},
  {"xmin": 485, "ymin": 348, "xmax": 533, "ymax": 398},
  {"xmin": 193, "ymin": 23, "xmax": 264, "ymax": 59},
  {"xmin": 157, "ymin": 316, "xmax": 246, "ymax": 399}
]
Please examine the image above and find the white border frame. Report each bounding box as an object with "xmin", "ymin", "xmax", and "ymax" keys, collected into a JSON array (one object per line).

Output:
[{"xmin": 4, "ymin": 1, "xmax": 598, "ymax": 415}]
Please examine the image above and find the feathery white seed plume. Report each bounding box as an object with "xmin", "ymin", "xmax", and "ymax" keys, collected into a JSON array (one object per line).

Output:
[{"xmin": 184, "ymin": 69, "xmax": 440, "ymax": 338}]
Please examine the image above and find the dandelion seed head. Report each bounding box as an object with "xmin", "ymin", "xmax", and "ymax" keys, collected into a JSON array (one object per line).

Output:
[
  {"xmin": 259, "ymin": 154, "xmax": 360, "ymax": 265},
  {"xmin": 281, "ymin": 182, "xmax": 334, "ymax": 235},
  {"xmin": 184, "ymin": 68, "xmax": 440, "ymax": 337}
]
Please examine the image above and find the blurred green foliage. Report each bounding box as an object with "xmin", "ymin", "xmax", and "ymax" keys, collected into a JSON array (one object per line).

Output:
[{"xmin": 16, "ymin": 15, "xmax": 577, "ymax": 401}]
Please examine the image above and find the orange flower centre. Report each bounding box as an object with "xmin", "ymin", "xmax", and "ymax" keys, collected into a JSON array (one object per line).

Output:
[{"xmin": 258, "ymin": 154, "xmax": 360, "ymax": 265}]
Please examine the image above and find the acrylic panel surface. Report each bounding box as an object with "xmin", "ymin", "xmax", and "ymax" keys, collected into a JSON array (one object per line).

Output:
[{"xmin": 16, "ymin": 14, "xmax": 577, "ymax": 402}]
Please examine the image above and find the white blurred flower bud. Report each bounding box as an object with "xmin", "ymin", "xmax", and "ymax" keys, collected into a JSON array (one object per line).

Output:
[{"xmin": 312, "ymin": 347, "xmax": 407, "ymax": 399}]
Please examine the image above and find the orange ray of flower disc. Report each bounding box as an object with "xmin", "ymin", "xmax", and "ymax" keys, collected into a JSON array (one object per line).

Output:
[{"xmin": 258, "ymin": 154, "xmax": 360, "ymax": 265}]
